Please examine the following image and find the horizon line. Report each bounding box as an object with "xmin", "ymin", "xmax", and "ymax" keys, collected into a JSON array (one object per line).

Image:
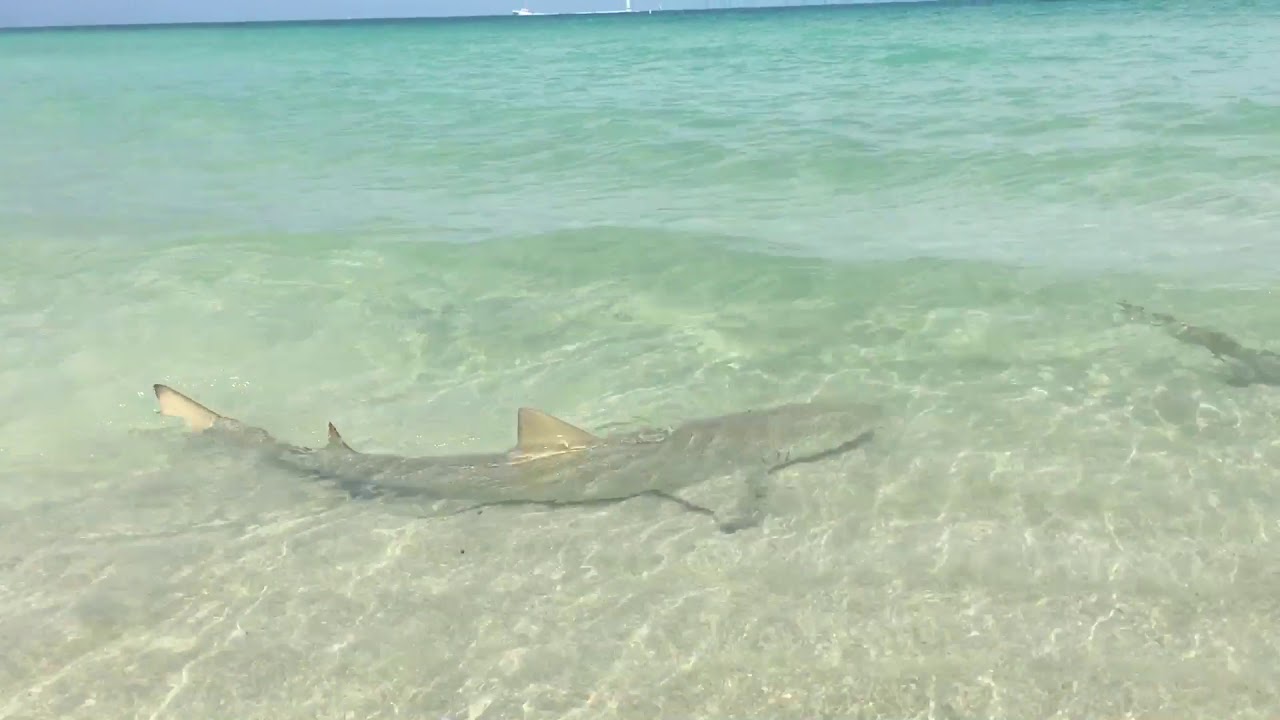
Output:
[{"xmin": 0, "ymin": 0, "xmax": 970, "ymax": 33}]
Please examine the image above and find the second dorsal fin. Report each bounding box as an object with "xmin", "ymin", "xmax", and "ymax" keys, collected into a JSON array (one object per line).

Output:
[
  {"xmin": 326, "ymin": 422, "xmax": 355, "ymax": 453},
  {"xmin": 516, "ymin": 407, "xmax": 600, "ymax": 453}
]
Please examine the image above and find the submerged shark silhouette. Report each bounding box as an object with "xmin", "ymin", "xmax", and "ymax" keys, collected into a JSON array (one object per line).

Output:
[
  {"xmin": 152, "ymin": 384, "xmax": 883, "ymax": 532},
  {"xmin": 1118, "ymin": 301, "xmax": 1280, "ymax": 387}
]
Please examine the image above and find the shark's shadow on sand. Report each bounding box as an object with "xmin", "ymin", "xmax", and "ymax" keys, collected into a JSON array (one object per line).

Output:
[
  {"xmin": 152, "ymin": 384, "xmax": 883, "ymax": 533},
  {"xmin": 1117, "ymin": 301, "xmax": 1280, "ymax": 387}
]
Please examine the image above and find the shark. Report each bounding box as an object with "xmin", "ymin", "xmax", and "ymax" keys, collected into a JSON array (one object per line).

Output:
[
  {"xmin": 1117, "ymin": 300, "xmax": 1280, "ymax": 386},
  {"xmin": 151, "ymin": 383, "xmax": 884, "ymax": 533}
]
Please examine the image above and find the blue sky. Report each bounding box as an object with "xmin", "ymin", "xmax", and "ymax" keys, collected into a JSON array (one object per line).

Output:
[{"xmin": 0, "ymin": 0, "xmax": 778, "ymax": 28}]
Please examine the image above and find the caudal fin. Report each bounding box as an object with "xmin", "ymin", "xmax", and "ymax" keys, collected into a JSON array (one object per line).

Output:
[
  {"xmin": 327, "ymin": 422, "xmax": 356, "ymax": 452},
  {"xmin": 153, "ymin": 384, "xmax": 222, "ymax": 431}
]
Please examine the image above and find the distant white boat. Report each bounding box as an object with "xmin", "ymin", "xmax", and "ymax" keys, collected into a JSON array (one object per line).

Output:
[{"xmin": 514, "ymin": 0, "xmax": 645, "ymax": 15}]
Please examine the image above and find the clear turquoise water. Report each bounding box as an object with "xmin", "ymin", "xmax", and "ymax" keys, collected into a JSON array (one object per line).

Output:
[{"xmin": 3, "ymin": 1, "xmax": 1280, "ymax": 717}]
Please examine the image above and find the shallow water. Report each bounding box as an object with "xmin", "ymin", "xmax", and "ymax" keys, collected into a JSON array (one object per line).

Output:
[{"xmin": 2, "ymin": 1, "xmax": 1280, "ymax": 717}]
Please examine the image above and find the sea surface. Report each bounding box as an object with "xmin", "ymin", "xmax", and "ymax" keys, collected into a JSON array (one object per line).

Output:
[{"xmin": 2, "ymin": 0, "xmax": 1280, "ymax": 717}]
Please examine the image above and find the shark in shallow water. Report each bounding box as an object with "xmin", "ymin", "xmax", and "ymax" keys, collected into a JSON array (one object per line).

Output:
[
  {"xmin": 152, "ymin": 384, "xmax": 883, "ymax": 533},
  {"xmin": 1118, "ymin": 300, "xmax": 1280, "ymax": 386}
]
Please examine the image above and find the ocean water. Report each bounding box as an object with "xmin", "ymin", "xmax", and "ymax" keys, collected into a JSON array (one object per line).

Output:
[{"xmin": 3, "ymin": 0, "xmax": 1280, "ymax": 717}]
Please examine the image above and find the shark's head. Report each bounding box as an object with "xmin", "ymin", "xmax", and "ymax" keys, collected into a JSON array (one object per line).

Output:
[{"xmin": 661, "ymin": 398, "xmax": 887, "ymax": 469}]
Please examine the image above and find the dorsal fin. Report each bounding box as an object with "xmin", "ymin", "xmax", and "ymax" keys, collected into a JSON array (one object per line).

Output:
[
  {"xmin": 327, "ymin": 422, "xmax": 354, "ymax": 452},
  {"xmin": 516, "ymin": 407, "xmax": 600, "ymax": 453},
  {"xmin": 154, "ymin": 384, "xmax": 221, "ymax": 432}
]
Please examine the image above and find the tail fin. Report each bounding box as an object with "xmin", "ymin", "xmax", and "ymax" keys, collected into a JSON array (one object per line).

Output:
[
  {"xmin": 327, "ymin": 422, "xmax": 355, "ymax": 453},
  {"xmin": 1117, "ymin": 300, "xmax": 1167, "ymax": 324},
  {"xmin": 153, "ymin": 384, "xmax": 222, "ymax": 431}
]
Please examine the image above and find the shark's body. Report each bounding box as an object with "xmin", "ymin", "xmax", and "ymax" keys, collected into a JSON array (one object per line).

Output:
[
  {"xmin": 1118, "ymin": 300, "xmax": 1280, "ymax": 386},
  {"xmin": 152, "ymin": 384, "xmax": 883, "ymax": 532}
]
